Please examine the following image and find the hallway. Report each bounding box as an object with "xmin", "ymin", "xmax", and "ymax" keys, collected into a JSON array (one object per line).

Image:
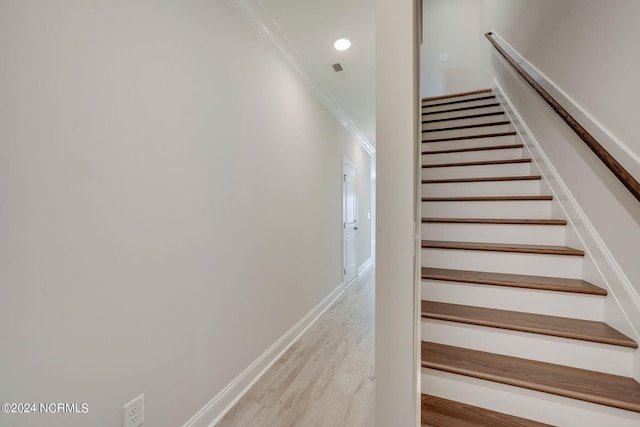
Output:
[{"xmin": 218, "ymin": 267, "xmax": 375, "ymax": 426}]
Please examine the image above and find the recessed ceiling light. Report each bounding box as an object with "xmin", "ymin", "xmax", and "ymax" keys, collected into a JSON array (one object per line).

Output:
[{"xmin": 334, "ymin": 38, "xmax": 351, "ymax": 51}]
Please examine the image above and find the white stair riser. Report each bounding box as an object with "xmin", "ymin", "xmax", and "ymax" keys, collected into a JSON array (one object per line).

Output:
[
  {"xmin": 424, "ymin": 124, "xmax": 511, "ymax": 141},
  {"xmin": 420, "ymin": 92, "xmax": 640, "ymax": 424},
  {"xmin": 422, "ymin": 93, "xmax": 493, "ymax": 106},
  {"xmin": 423, "ymin": 98, "xmax": 497, "ymax": 113},
  {"xmin": 423, "ymin": 114, "xmax": 506, "ymax": 130},
  {"xmin": 422, "ymin": 200, "xmax": 552, "ymax": 219},
  {"xmin": 423, "ymin": 105, "xmax": 501, "ymax": 121},
  {"xmin": 422, "ymin": 320, "xmax": 633, "ymax": 376},
  {"xmin": 422, "ymin": 147, "xmax": 524, "ymax": 164},
  {"xmin": 421, "ymin": 134, "xmax": 516, "ymax": 151},
  {"xmin": 422, "ymin": 369, "xmax": 640, "ymax": 427},
  {"xmin": 421, "ymin": 248, "xmax": 583, "ymax": 279},
  {"xmin": 422, "ymin": 162, "xmax": 531, "ymax": 180},
  {"xmin": 422, "ymin": 279, "xmax": 604, "ymax": 321},
  {"xmin": 421, "ymin": 222, "xmax": 566, "ymax": 246},
  {"xmin": 421, "ymin": 179, "xmax": 541, "ymax": 197}
]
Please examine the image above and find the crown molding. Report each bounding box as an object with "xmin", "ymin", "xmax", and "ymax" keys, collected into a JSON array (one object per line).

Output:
[{"xmin": 229, "ymin": 0, "xmax": 376, "ymax": 155}]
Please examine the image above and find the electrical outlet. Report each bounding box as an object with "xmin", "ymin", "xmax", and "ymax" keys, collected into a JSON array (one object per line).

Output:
[
  {"xmin": 439, "ymin": 53, "xmax": 448, "ymax": 61},
  {"xmin": 123, "ymin": 394, "xmax": 144, "ymax": 427}
]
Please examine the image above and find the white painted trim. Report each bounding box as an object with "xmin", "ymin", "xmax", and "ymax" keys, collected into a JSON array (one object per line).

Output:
[
  {"xmin": 343, "ymin": 157, "xmax": 359, "ymax": 286},
  {"xmin": 228, "ymin": 0, "xmax": 375, "ymax": 155},
  {"xmin": 357, "ymin": 256, "xmax": 374, "ymax": 276},
  {"xmin": 489, "ymin": 31, "xmax": 640, "ymax": 183},
  {"xmin": 493, "ymin": 79, "xmax": 640, "ymax": 343},
  {"xmin": 183, "ymin": 282, "xmax": 345, "ymax": 427},
  {"xmin": 343, "ymin": 157, "xmax": 357, "ymax": 171}
]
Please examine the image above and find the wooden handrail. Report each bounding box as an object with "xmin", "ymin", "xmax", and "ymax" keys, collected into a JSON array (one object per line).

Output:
[{"xmin": 485, "ymin": 32, "xmax": 640, "ymax": 203}]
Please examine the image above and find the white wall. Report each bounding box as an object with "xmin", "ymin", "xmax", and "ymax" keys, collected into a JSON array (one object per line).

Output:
[
  {"xmin": 0, "ymin": 1, "xmax": 371, "ymax": 426},
  {"xmin": 420, "ymin": 0, "xmax": 492, "ymax": 97},
  {"xmin": 482, "ymin": 0, "xmax": 640, "ymax": 165},
  {"xmin": 345, "ymin": 143, "xmax": 373, "ymax": 269},
  {"xmin": 421, "ymin": 0, "xmax": 640, "ymax": 180},
  {"xmin": 483, "ymin": 0, "xmax": 640, "ymax": 368},
  {"xmin": 376, "ymin": 0, "xmax": 419, "ymax": 425}
]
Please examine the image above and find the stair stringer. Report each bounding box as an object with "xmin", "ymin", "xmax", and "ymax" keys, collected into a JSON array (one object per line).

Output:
[{"xmin": 493, "ymin": 79, "xmax": 640, "ymax": 380}]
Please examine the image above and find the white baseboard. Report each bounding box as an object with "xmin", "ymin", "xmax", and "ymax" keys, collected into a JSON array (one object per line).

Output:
[
  {"xmin": 357, "ymin": 256, "xmax": 374, "ymax": 276},
  {"xmin": 183, "ymin": 282, "xmax": 345, "ymax": 427},
  {"xmin": 493, "ymin": 79, "xmax": 640, "ymax": 346}
]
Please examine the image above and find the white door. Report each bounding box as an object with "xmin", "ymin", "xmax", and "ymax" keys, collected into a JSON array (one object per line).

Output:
[{"xmin": 343, "ymin": 161, "xmax": 358, "ymax": 285}]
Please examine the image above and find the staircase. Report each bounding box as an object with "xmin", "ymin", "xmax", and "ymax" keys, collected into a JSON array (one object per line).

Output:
[{"xmin": 419, "ymin": 89, "xmax": 640, "ymax": 426}]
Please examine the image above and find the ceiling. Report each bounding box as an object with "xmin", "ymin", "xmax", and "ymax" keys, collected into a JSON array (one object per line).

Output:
[{"xmin": 252, "ymin": 0, "xmax": 376, "ymax": 149}]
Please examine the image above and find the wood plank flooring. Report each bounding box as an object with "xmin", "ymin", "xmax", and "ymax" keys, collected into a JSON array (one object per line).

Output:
[
  {"xmin": 422, "ymin": 195, "xmax": 553, "ymax": 202},
  {"xmin": 423, "ymin": 133, "xmax": 519, "ymax": 143},
  {"xmin": 422, "ymin": 103, "xmax": 501, "ymax": 116},
  {"xmin": 422, "ymin": 342, "xmax": 640, "ymax": 413},
  {"xmin": 422, "ymin": 111, "xmax": 505, "ymax": 124},
  {"xmin": 422, "ymin": 144, "xmax": 523, "ymax": 154},
  {"xmin": 423, "ymin": 94, "xmax": 495, "ymax": 108},
  {"xmin": 422, "ymin": 158, "xmax": 531, "ymax": 168},
  {"xmin": 422, "ymin": 240, "xmax": 585, "ymax": 256},
  {"xmin": 422, "ymin": 218, "xmax": 566, "ymax": 225},
  {"xmin": 217, "ymin": 267, "xmax": 375, "ymax": 427},
  {"xmin": 421, "ymin": 175, "xmax": 541, "ymax": 184},
  {"xmin": 421, "ymin": 394, "xmax": 552, "ymax": 427},
  {"xmin": 422, "ymin": 301, "xmax": 637, "ymax": 348},
  {"xmin": 422, "ymin": 88, "xmax": 492, "ymax": 102},
  {"xmin": 421, "ymin": 267, "xmax": 606, "ymax": 295}
]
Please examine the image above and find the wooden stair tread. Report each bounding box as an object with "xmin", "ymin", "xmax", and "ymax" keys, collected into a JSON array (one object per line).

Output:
[
  {"xmin": 422, "ymin": 342, "xmax": 640, "ymax": 413},
  {"xmin": 422, "ymin": 103, "xmax": 501, "ymax": 116},
  {"xmin": 422, "ymin": 175, "xmax": 541, "ymax": 184},
  {"xmin": 422, "ymin": 95, "xmax": 496, "ymax": 110},
  {"xmin": 421, "ymin": 267, "xmax": 606, "ymax": 295},
  {"xmin": 422, "ymin": 195, "xmax": 553, "ymax": 202},
  {"xmin": 422, "ymin": 158, "xmax": 531, "ymax": 169},
  {"xmin": 422, "ymin": 88, "xmax": 492, "ymax": 102},
  {"xmin": 422, "ymin": 240, "xmax": 585, "ymax": 256},
  {"xmin": 423, "ymin": 121, "xmax": 511, "ymax": 133},
  {"xmin": 422, "ymin": 218, "xmax": 566, "ymax": 225},
  {"xmin": 421, "ymin": 394, "xmax": 552, "ymax": 427},
  {"xmin": 422, "ymin": 111, "xmax": 504, "ymax": 124},
  {"xmin": 422, "ymin": 143, "xmax": 523, "ymax": 155},
  {"xmin": 421, "ymin": 301, "xmax": 637, "ymax": 348},
  {"xmin": 424, "ymin": 131, "xmax": 517, "ymax": 143}
]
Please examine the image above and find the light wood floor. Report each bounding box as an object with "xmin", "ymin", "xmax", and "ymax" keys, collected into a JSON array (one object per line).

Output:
[{"xmin": 217, "ymin": 267, "xmax": 375, "ymax": 426}]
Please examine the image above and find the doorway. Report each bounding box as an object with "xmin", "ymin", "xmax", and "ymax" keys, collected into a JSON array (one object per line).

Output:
[{"xmin": 343, "ymin": 159, "xmax": 358, "ymax": 286}]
